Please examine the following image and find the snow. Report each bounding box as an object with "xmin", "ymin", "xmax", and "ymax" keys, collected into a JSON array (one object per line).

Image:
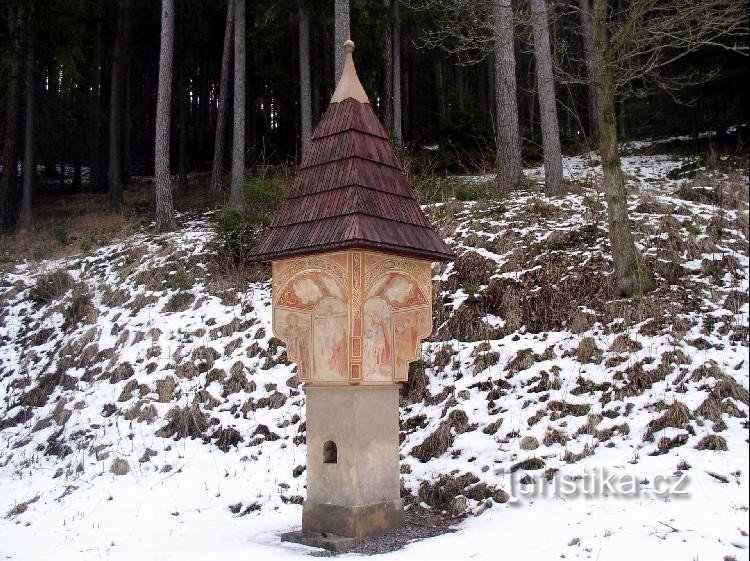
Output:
[{"xmin": 1, "ymin": 147, "xmax": 748, "ymax": 560}]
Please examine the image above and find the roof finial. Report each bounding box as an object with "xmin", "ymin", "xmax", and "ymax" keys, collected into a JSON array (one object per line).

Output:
[{"xmin": 331, "ymin": 39, "xmax": 369, "ymax": 104}]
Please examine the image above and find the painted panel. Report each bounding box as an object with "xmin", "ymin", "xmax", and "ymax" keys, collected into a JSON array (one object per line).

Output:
[
  {"xmin": 313, "ymin": 297, "xmax": 349, "ymax": 382},
  {"xmin": 275, "ymin": 309, "xmax": 312, "ymax": 380},
  {"xmin": 363, "ymin": 297, "xmax": 393, "ymax": 381},
  {"xmin": 272, "ymin": 250, "xmax": 433, "ymax": 385}
]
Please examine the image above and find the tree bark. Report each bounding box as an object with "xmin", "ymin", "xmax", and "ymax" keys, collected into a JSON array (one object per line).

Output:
[
  {"xmin": 298, "ymin": 1, "xmax": 312, "ymax": 155},
  {"xmin": 334, "ymin": 0, "xmax": 350, "ymax": 83},
  {"xmin": 19, "ymin": 24, "xmax": 34, "ymax": 230},
  {"xmin": 592, "ymin": 0, "xmax": 655, "ymax": 296},
  {"xmin": 123, "ymin": 64, "xmax": 132, "ymax": 186},
  {"xmin": 154, "ymin": 0, "xmax": 175, "ymax": 232},
  {"xmin": 392, "ymin": 0, "xmax": 402, "ymax": 146},
  {"xmin": 178, "ymin": 63, "xmax": 188, "ymax": 194},
  {"xmin": 577, "ymin": 0, "xmax": 598, "ymax": 142},
  {"xmin": 230, "ymin": 0, "xmax": 246, "ymax": 208},
  {"xmin": 107, "ymin": 0, "xmax": 131, "ymax": 209},
  {"xmin": 0, "ymin": 6, "xmax": 23, "ymax": 229},
  {"xmin": 530, "ymin": 0, "xmax": 564, "ymax": 196},
  {"xmin": 383, "ymin": 0, "xmax": 393, "ymax": 131},
  {"xmin": 211, "ymin": 0, "xmax": 234, "ymax": 194},
  {"xmin": 493, "ymin": 0, "xmax": 522, "ymax": 192},
  {"xmin": 434, "ymin": 56, "xmax": 445, "ymax": 130}
]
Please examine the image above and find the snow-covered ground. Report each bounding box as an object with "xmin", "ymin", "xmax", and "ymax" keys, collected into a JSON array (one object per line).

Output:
[{"xmin": 1, "ymin": 149, "xmax": 748, "ymax": 560}]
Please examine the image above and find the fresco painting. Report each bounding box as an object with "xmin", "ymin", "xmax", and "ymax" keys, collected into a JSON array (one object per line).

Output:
[
  {"xmin": 392, "ymin": 309, "xmax": 432, "ymax": 380},
  {"xmin": 363, "ymin": 297, "xmax": 393, "ymax": 381},
  {"xmin": 272, "ymin": 250, "xmax": 433, "ymax": 385},
  {"xmin": 276, "ymin": 270, "xmax": 346, "ymax": 310},
  {"xmin": 367, "ymin": 272, "xmax": 427, "ymax": 310},
  {"xmin": 275, "ymin": 309, "xmax": 312, "ymax": 380},
  {"xmin": 313, "ymin": 297, "xmax": 349, "ymax": 381}
]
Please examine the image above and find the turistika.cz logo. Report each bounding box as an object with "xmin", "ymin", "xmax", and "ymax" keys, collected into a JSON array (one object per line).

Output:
[{"xmin": 495, "ymin": 467, "xmax": 690, "ymax": 503}]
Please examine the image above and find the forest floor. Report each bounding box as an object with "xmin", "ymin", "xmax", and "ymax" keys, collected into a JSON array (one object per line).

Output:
[{"xmin": 0, "ymin": 140, "xmax": 748, "ymax": 561}]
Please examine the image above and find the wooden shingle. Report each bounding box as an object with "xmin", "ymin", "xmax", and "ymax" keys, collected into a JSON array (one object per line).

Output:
[{"xmin": 248, "ymin": 45, "xmax": 454, "ymax": 263}]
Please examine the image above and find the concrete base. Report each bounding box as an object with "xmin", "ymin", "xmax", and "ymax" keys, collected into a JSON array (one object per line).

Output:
[
  {"xmin": 302, "ymin": 498, "xmax": 404, "ymax": 540},
  {"xmin": 281, "ymin": 530, "xmax": 358, "ymax": 553}
]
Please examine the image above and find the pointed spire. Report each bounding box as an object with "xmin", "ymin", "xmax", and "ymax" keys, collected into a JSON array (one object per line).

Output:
[{"xmin": 330, "ymin": 40, "xmax": 369, "ymax": 104}]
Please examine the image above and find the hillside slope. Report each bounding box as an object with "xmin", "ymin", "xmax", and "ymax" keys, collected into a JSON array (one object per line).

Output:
[{"xmin": 1, "ymin": 147, "xmax": 748, "ymax": 560}]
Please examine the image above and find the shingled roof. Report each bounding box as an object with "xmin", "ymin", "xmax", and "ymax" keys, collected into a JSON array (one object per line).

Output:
[{"xmin": 248, "ymin": 40, "xmax": 454, "ymax": 263}]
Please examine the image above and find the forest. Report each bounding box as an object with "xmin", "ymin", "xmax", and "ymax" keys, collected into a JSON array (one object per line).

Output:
[{"xmin": 0, "ymin": 1, "xmax": 746, "ymax": 244}]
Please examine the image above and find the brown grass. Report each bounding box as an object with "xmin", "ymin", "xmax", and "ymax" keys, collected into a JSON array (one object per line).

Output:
[
  {"xmin": 411, "ymin": 409, "xmax": 469, "ymax": 462},
  {"xmin": 575, "ymin": 337, "xmax": 603, "ymax": 364},
  {"xmin": 156, "ymin": 404, "xmax": 209, "ymax": 439},
  {"xmin": 29, "ymin": 270, "xmax": 74, "ymax": 304},
  {"xmin": 110, "ymin": 457, "xmax": 130, "ymax": 476},
  {"xmin": 163, "ymin": 292, "xmax": 195, "ymax": 313},
  {"xmin": 4, "ymin": 494, "xmax": 40, "ymax": 519},
  {"xmin": 222, "ymin": 366, "xmax": 255, "ymax": 397},
  {"xmin": 644, "ymin": 401, "xmax": 692, "ymax": 441},
  {"xmin": 695, "ymin": 434, "xmax": 728, "ymax": 451}
]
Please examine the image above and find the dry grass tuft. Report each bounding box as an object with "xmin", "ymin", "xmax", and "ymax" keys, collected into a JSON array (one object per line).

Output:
[
  {"xmin": 402, "ymin": 360, "xmax": 429, "ymax": 403},
  {"xmin": 411, "ymin": 409, "xmax": 470, "ymax": 463},
  {"xmin": 4, "ymin": 494, "xmax": 40, "ymax": 519},
  {"xmin": 505, "ymin": 348, "xmax": 539, "ymax": 374},
  {"xmin": 644, "ymin": 401, "xmax": 692, "ymax": 441},
  {"xmin": 29, "ymin": 270, "xmax": 74, "ymax": 304},
  {"xmin": 118, "ymin": 379, "xmax": 139, "ymax": 402},
  {"xmin": 482, "ymin": 418, "xmax": 503, "ymax": 435},
  {"xmin": 543, "ymin": 426, "xmax": 568, "ymax": 446},
  {"xmin": 695, "ymin": 434, "xmax": 728, "ymax": 451},
  {"xmin": 156, "ymin": 404, "xmax": 209, "ymax": 439},
  {"xmin": 174, "ymin": 361, "xmax": 199, "ymax": 380},
  {"xmin": 191, "ymin": 346, "xmax": 220, "ymax": 370},
  {"xmin": 156, "ymin": 376, "xmax": 176, "ymax": 402},
  {"xmin": 451, "ymin": 251, "xmax": 496, "ymax": 288},
  {"xmin": 163, "ymin": 292, "xmax": 195, "ymax": 313},
  {"xmin": 609, "ymin": 333, "xmax": 642, "ymax": 353},
  {"xmin": 18, "ymin": 375, "xmax": 57, "ymax": 408},
  {"xmin": 417, "ymin": 472, "xmax": 480, "ymax": 516},
  {"xmin": 222, "ymin": 365, "xmax": 255, "ymax": 397},
  {"xmin": 63, "ymin": 289, "xmax": 98, "ymax": 328},
  {"xmin": 109, "ymin": 362, "xmax": 135, "ymax": 383},
  {"xmin": 214, "ymin": 426, "xmax": 243, "ymax": 452},
  {"xmin": 110, "ymin": 457, "xmax": 130, "ymax": 475},
  {"xmin": 575, "ymin": 337, "xmax": 603, "ymax": 364}
]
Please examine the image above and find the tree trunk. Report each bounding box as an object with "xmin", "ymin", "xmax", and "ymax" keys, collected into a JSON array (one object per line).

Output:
[
  {"xmin": 0, "ymin": 6, "xmax": 23, "ymax": 229},
  {"xmin": 577, "ymin": 0, "xmax": 598, "ymax": 142},
  {"xmin": 123, "ymin": 64, "xmax": 132, "ymax": 186},
  {"xmin": 592, "ymin": 0, "xmax": 655, "ymax": 297},
  {"xmin": 230, "ymin": 0, "xmax": 246, "ymax": 208},
  {"xmin": 299, "ymin": 1, "xmax": 312, "ymax": 155},
  {"xmin": 178, "ymin": 63, "xmax": 188, "ymax": 194},
  {"xmin": 210, "ymin": 0, "xmax": 234, "ymax": 194},
  {"xmin": 334, "ymin": 0, "xmax": 350, "ymax": 82},
  {"xmin": 154, "ymin": 0, "xmax": 175, "ymax": 232},
  {"xmin": 392, "ymin": 0, "xmax": 402, "ymax": 146},
  {"xmin": 528, "ymin": 61, "xmax": 536, "ymax": 135},
  {"xmin": 107, "ymin": 0, "xmax": 131, "ymax": 209},
  {"xmin": 530, "ymin": 0, "xmax": 564, "ymax": 196},
  {"xmin": 434, "ymin": 56, "xmax": 445, "ymax": 130},
  {"xmin": 493, "ymin": 0, "xmax": 522, "ymax": 192},
  {"xmin": 383, "ymin": 0, "xmax": 393, "ymax": 131},
  {"xmin": 407, "ymin": 30, "xmax": 417, "ymax": 139},
  {"xmin": 19, "ymin": 25, "xmax": 34, "ymax": 230}
]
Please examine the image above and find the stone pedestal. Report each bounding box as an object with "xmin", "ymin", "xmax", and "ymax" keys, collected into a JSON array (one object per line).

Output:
[{"xmin": 301, "ymin": 385, "xmax": 403, "ymax": 540}]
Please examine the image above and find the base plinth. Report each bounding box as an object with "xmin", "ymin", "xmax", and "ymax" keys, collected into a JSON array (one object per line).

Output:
[
  {"xmin": 302, "ymin": 498, "xmax": 404, "ymax": 540},
  {"xmin": 281, "ymin": 530, "xmax": 358, "ymax": 553}
]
